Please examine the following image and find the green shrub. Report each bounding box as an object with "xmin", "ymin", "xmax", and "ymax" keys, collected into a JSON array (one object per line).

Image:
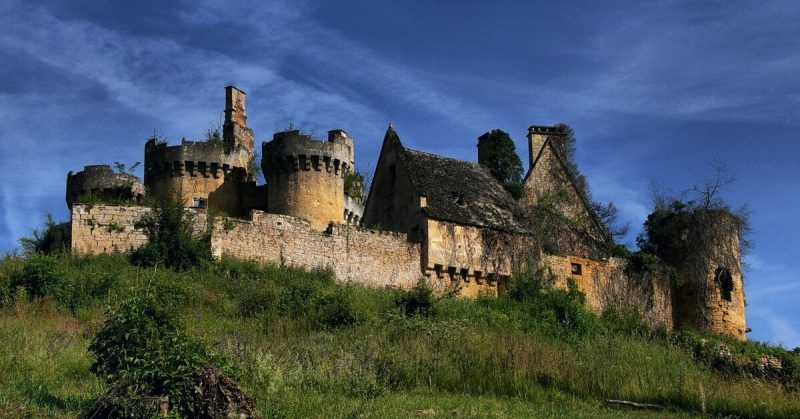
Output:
[
  {"xmin": 88, "ymin": 295, "xmax": 228, "ymax": 417},
  {"xmin": 395, "ymin": 281, "xmax": 436, "ymax": 317},
  {"xmin": 18, "ymin": 214, "xmax": 59, "ymax": 256},
  {"xmin": 9, "ymin": 253, "xmax": 70, "ymax": 303},
  {"xmin": 130, "ymin": 196, "xmax": 212, "ymax": 271},
  {"xmin": 315, "ymin": 288, "xmax": 363, "ymax": 329}
]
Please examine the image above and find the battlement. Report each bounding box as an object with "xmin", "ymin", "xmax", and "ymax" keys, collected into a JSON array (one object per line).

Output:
[
  {"xmin": 262, "ymin": 130, "xmax": 353, "ymax": 177},
  {"xmin": 66, "ymin": 164, "xmax": 144, "ymax": 208},
  {"xmin": 528, "ymin": 125, "xmax": 565, "ymax": 135},
  {"xmin": 144, "ymin": 138, "xmax": 250, "ymax": 180}
]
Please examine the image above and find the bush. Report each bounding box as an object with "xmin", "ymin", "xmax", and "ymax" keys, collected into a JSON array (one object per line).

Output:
[
  {"xmin": 88, "ymin": 295, "xmax": 228, "ymax": 417},
  {"xmin": 9, "ymin": 253, "xmax": 69, "ymax": 303},
  {"xmin": 395, "ymin": 281, "xmax": 437, "ymax": 317},
  {"xmin": 130, "ymin": 195, "xmax": 211, "ymax": 271},
  {"xmin": 18, "ymin": 214, "xmax": 59, "ymax": 256},
  {"xmin": 315, "ymin": 288, "xmax": 363, "ymax": 329}
]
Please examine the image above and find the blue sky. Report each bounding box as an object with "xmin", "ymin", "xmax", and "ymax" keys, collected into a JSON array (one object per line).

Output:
[{"xmin": 0, "ymin": 0, "xmax": 798, "ymax": 347}]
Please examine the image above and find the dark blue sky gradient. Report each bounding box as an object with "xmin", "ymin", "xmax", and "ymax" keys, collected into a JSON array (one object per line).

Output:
[{"xmin": 0, "ymin": 0, "xmax": 798, "ymax": 346}]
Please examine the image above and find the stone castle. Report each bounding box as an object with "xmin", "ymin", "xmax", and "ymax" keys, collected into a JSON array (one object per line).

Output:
[{"xmin": 55, "ymin": 86, "xmax": 747, "ymax": 339}]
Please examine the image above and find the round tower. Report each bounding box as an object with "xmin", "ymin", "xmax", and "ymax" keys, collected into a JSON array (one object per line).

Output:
[
  {"xmin": 262, "ymin": 129, "xmax": 354, "ymax": 230},
  {"xmin": 66, "ymin": 164, "xmax": 145, "ymax": 209},
  {"xmin": 143, "ymin": 86, "xmax": 255, "ymax": 215},
  {"xmin": 667, "ymin": 211, "xmax": 747, "ymax": 339}
]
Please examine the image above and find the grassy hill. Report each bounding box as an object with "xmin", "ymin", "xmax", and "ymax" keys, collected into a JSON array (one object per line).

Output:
[{"xmin": 1, "ymin": 253, "xmax": 799, "ymax": 418}]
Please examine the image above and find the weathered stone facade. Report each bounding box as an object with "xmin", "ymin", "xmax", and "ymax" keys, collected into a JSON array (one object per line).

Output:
[{"xmin": 542, "ymin": 254, "xmax": 674, "ymax": 329}]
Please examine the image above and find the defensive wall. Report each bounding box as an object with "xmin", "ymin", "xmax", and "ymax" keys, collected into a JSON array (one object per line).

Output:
[
  {"xmin": 65, "ymin": 209, "xmax": 674, "ymax": 331},
  {"xmin": 69, "ymin": 205, "xmax": 206, "ymax": 254},
  {"xmin": 210, "ymin": 211, "xmax": 422, "ymax": 289},
  {"xmin": 67, "ymin": 205, "xmax": 421, "ymax": 290}
]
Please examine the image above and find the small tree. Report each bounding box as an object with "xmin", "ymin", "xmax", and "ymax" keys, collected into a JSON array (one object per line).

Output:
[
  {"xmin": 478, "ymin": 129, "xmax": 525, "ymax": 199},
  {"xmin": 131, "ymin": 195, "xmax": 211, "ymax": 271}
]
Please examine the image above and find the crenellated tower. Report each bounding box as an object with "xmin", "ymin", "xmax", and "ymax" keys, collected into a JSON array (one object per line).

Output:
[
  {"xmin": 262, "ymin": 129, "xmax": 355, "ymax": 230},
  {"xmin": 143, "ymin": 86, "xmax": 256, "ymax": 215},
  {"xmin": 66, "ymin": 164, "xmax": 145, "ymax": 209}
]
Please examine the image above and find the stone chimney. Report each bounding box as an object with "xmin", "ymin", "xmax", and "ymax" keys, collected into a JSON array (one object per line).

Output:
[
  {"xmin": 477, "ymin": 131, "xmax": 494, "ymax": 167},
  {"xmin": 223, "ymin": 86, "xmax": 254, "ymax": 152},
  {"xmin": 527, "ymin": 125, "xmax": 563, "ymax": 170}
]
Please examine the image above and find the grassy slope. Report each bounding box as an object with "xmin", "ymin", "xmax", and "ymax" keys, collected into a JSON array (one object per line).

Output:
[{"xmin": 0, "ymin": 254, "xmax": 798, "ymax": 418}]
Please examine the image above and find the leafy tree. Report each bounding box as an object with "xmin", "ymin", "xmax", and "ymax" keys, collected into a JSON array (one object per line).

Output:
[{"xmin": 478, "ymin": 129, "xmax": 525, "ymax": 199}]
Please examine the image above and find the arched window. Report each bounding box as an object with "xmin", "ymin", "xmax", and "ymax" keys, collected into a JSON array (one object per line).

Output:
[{"xmin": 715, "ymin": 267, "xmax": 733, "ymax": 302}]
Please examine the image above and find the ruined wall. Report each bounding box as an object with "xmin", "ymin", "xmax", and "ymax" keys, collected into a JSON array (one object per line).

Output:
[
  {"xmin": 541, "ymin": 254, "xmax": 674, "ymax": 329},
  {"xmin": 672, "ymin": 227, "xmax": 746, "ymax": 339},
  {"xmin": 69, "ymin": 205, "xmax": 206, "ymax": 254},
  {"xmin": 210, "ymin": 211, "xmax": 422, "ymax": 289}
]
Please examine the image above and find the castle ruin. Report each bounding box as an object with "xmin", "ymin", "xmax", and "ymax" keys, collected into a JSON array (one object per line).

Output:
[{"xmin": 54, "ymin": 86, "xmax": 747, "ymax": 340}]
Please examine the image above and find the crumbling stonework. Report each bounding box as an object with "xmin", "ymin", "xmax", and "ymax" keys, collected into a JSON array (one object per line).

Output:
[
  {"xmin": 70, "ymin": 205, "xmax": 150, "ymax": 254},
  {"xmin": 541, "ymin": 254, "xmax": 674, "ymax": 329}
]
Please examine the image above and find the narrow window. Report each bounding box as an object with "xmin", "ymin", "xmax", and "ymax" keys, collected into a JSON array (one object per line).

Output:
[
  {"xmin": 715, "ymin": 267, "xmax": 733, "ymax": 302},
  {"xmin": 192, "ymin": 198, "xmax": 207, "ymax": 209},
  {"xmin": 571, "ymin": 263, "xmax": 582, "ymax": 276}
]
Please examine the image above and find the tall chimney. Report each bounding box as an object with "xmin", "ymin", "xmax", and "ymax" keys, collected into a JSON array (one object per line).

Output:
[
  {"xmin": 527, "ymin": 125, "xmax": 562, "ymax": 170},
  {"xmin": 223, "ymin": 86, "xmax": 254, "ymax": 153}
]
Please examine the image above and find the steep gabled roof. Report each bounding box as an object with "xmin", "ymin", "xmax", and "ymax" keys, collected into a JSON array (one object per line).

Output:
[
  {"xmin": 527, "ymin": 134, "xmax": 610, "ymax": 241},
  {"xmin": 386, "ymin": 127, "xmax": 529, "ymax": 233}
]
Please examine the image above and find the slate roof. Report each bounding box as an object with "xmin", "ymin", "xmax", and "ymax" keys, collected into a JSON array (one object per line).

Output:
[{"xmin": 397, "ymin": 143, "xmax": 529, "ymax": 233}]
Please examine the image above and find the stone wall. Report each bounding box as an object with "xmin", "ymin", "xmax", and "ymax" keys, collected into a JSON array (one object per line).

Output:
[
  {"xmin": 70, "ymin": 205, "xmax": 206, "ymax": 254},
  {"xmin": 210, "ymin": 211, "xmax": 423, "ymax": 289},
  {"xmin": 70, "ymin": 205, "xmax": 151, "ymax": 254},
  {"xmin": 541, "ymin": 254, "xmax": 674, "ymax": 329}
]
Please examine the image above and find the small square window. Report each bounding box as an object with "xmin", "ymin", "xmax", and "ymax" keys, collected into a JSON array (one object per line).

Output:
[
  {"xmin": 571, "ymin": 263, "xmax": 582, "ymax": 275},
  {"xmin": 192, "ymin": 198, "xmax": 207, "ymax": 208}
]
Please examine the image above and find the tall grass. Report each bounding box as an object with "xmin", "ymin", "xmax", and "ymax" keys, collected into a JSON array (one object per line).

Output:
[{"xmin": 0, "ymin": 253, "xmax": 798, "ymax": 417}]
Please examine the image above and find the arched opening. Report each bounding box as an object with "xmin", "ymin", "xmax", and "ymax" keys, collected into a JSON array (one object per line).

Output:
[{"xmin": 715, "ymin": 267, "xmax": 733, "ymax": 302}]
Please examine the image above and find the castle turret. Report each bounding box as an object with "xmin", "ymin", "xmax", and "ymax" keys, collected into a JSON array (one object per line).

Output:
[
  {"xmin": 66, "ymin": 165, "xmax": 144, "ymax": 209},
  {"xmin": 143, "ymin": 86, "xmax": 255, "ymax": 215},
  {"xmin": 661, "ymin": 211, "xmax": 747, "ymax": 339},
  {"xmin": 262, "ymin": 129, "xmax": 355, "ymax": 230}
]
